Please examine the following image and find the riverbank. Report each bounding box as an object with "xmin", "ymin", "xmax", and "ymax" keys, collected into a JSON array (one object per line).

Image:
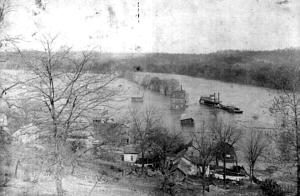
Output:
[
  {"xmin": 117, "ymin": 49, "xmax": 300, "ymax": 90},
  {"xmin": 1, "ymin": 49, "xmax": 300, "ymax": 90}
]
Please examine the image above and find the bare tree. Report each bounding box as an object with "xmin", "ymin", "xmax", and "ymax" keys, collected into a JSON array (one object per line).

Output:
[
  {"xmin": 147, "ymin": 127, "xmax": 184, "ymax": 191},
  {"xmin": 211, "ymin": 119, "xmax": 242, "ymax": 185},
  {"xmin": 148, "ymin": 127, "xmax": 183, "ymax": 165},
  {"xmin": 0, "ymin": 0, "xmax": 19, "ymax": 108},
  {"xmin": 189, "ymin": 122, "xmax": 215, "ymax": 195},
  {"xmin": 18, "ymin": 36, "xmax": 118, "ymax": 196},
  {"xmin": 0, "ymin": 0, "xmax": 21, "ymax": 190},
  {"xmin": 269, "ymin": 65, "xmax": 300, "ymax": 195},
  {"xmin": 242, "ymin": 130, "xmax": 267, "ymax": 183},
  {"xmin": 129, "ymin": 106, "xmax": 160, "ymax": 175}
]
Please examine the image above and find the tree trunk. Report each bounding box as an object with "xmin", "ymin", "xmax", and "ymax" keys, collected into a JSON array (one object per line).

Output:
[
  {"xmin": 297, "ymin": 131, "xmax": 300, "ymax": 196},
  {"xmin": 295, "ymin": 110, "xmax": 300, "ymax": 196},
  {"xmin": 55, "ymin": 151, "xmax": 64, "ymax": 196},
  {"xmin": 200, "ymin": 165, "xmax": 206, "ymax": 196},
  {"xmin": 297, "ymin": 160, "xmax": 300, "ymax": 196},
  {"xmin": 202, "ymin": 169, "xmax": 206, "ymax": 196},
  {"xmin": 141, "ymin": 151, "xmax": 145, "ymax": 176},
  {"xmin": 249, "ymin": 165, "xmax": 253, "ymax": 183},
  {"xmin": 223, "ymin": 157, "xmax": 226, "ymax": 185},
  {"xmin": 14, "ymin": 160, "xmax": 20, "ymax": 178},
  {"xmin": 54, "ymin": 130, "xmax": 64, "ymax": 196},
  {"xmin": 55, "ymin": 174, "xmax": 63, "ymax": 196}
]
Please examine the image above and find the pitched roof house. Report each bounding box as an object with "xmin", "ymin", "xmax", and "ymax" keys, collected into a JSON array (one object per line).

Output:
[
  {"xmin": 213, "ymin": 142, "xmax": 238, "ymax": 167},
  {"xmin": 123, "ymin": 144, "xmax": 139, "ymax": 163},
  {"xmin": 170, "ymin": 88, "xmax": 187, "ymax": 110}
]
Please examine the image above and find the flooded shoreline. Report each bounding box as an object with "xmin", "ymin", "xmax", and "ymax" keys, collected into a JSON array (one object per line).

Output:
[{"xmin": 116, "ymin": 72, "xmax": 279, "ymax": 133}]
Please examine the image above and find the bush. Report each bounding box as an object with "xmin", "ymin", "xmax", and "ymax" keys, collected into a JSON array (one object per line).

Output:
[
  {"xmin": 70, "ymin": 140, "xmax": 85, "ymax": 153},
  {"xmin": 93, "ymin": 148, "xmax": 117, "ymax": 162},
  {"xmin": 260, "ymin": 179, "xmax": 285, "ymax": 196}
]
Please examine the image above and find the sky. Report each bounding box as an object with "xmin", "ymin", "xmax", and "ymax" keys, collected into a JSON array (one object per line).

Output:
[{"xmin": 4, "ymin": 0, "xmax": 300, "ymax": 53}]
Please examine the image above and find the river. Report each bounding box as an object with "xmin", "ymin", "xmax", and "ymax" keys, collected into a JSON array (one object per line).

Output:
[
  {"xmin": 112, "ymin": 72, "xmax": 279, "ymax": 139},
  {"xmin": 3, "ymin": 69, "xmax": 278, "ymax": 139}
]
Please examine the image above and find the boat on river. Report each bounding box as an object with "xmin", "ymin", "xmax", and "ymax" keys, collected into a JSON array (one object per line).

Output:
[
  {"xmin": 199, "ymin": 92, "xmax": 243, "ymax": 114},
  {"xmin": 199, "ymin": 92, "xmax": 220, "ymax": 107},
  {"xmin": 220, "ymin": 104, "xmax": 243, "ymax": 114}
]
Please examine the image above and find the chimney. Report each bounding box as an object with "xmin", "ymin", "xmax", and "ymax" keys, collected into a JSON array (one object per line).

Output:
[{"xmin": 214, "ymin": 92, "xmax": 216, "ymax": 102}]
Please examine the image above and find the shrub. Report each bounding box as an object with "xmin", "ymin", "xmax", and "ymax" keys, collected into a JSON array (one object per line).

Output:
[
  {"xmin": 260, "ymin": 179, "xmax": 285, "ymax": 196},
  {"xmin": 70, "ymin": 140, "xmax": 85, "ymax": 153},
  {"xmin": 93, "ymin": 148, "xmax": 117, "ymax": 162}
]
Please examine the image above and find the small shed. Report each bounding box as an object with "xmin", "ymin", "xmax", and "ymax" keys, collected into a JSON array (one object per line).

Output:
[
  {"xmin": 123, "ymin": 145, "xmax": 139, "ymax": 163},
  {"xmin": 180, "ymin": 114, "xmax": 194, "ymax": 127}
]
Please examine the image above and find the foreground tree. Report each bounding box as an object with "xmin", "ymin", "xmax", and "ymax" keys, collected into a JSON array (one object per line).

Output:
[
  {"xmin": 19, "ymin": 37, "xmax": 118, "ymax": 196},
  {"xmin": 211, "ymin": 119, "xmax": 242, "ymax": 185},
  {"xmin": 269, "ymin": 65, "xmax": 300, "ymax": 195},
  {"xmin": 147, "ymin": 128, "xmax": 184, "ymax": 192},
  {"xmin": 241, "ymin": 130, "xmax": 267, "ymax": 183},
  {"xmin": 0, "ymin": 0, "xmax": 21, "ymax": 191},
  {"xmin": 129, "ymin": 106, "xmax": 160, "ymax": 175},
  {"xmin": 148, "ymin": 127, "xmax": 183, "ymax": 167},
  {"xmin": 189, "ymin": 122, "xmax": 215, "ymax": 195}
]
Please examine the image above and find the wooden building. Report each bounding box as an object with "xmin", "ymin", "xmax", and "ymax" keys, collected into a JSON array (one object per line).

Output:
[
  {"xmin": 123, "ymin": 145, "xmax": 139, "ymax": 163},
  {"xmin": 170, "ymin": 87, "xmax": 187, "ymax": 110},
  {"xmin": 180, "ymin": 114, "xmax": 194, "ymax": 127},
  {"xmin": 92, "ymin": 118, "xmax": 131, "ymax": 146},
  {"xmin": 214, "ymin": 142, "xmax": 238, "ymax": 168}
]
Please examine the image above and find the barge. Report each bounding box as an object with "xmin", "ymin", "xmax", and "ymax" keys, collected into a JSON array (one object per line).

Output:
[
  {"xmin": 199, "ymin": 92, "xmax": 243, "ymax": 114},
  {"xmin": 220, "ymin": 104, "xmax": 243, "ymax": 114}
]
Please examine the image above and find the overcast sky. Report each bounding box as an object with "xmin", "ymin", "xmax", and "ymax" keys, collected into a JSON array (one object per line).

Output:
[{"xmin": 5, "ymin": 0, "xmax": 300, "ymax": 53}]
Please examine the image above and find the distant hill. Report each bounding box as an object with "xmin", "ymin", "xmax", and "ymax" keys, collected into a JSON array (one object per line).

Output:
[
  {"xmin": 1, "ymin": 48, "xmax": 300, "ymax": 89},
  {"xmin": 115, "ymin": 48, "xmax": 300, "ymax": 89}
]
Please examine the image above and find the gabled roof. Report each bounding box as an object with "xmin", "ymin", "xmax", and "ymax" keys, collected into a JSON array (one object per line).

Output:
[
  {"xmin": 123, "ymin": 144, "xmax": 139, "ymax": 154},
  {"xmin": 180, "ymin": 113, "xmax": 194, "ymax": 120},
  {"xmin": 171, "ymin": 157, "xmax": 198, "ymax": 176},
  {"xmin": 167, "ymin": 140, "xmax": 193, "ymax": 160},
  {"xmin": 214, "ymin": 141, "xmax": 237, "ymax": 162}
]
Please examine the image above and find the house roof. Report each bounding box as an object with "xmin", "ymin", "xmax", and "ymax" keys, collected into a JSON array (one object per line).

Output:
[
  {"xmin": 215, "ymin": 142, "xmax": 237, "ymax": 162},
  {"xmin": 171, "ymin": 157, "xmax": 197, "ymax": 176},
  {"xmin": 180, "ymin": 113, "xmax": 194, "ymax": 120},
  {"xmin": 167, "ymin": 140, "xmax": 193, "ymax": 160},
  {"xmin": 123, "ymin": 144, "xmax": 139, "ymax": 154}
]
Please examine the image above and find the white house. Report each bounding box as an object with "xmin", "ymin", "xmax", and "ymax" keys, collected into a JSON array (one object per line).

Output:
[{"xmin": 123, "ymin": 145, "xmax": 138, "ymax": 163}]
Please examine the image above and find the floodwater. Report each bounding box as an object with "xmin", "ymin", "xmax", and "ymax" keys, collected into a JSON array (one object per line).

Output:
[
  {"xmin": 2, "ymin": 69, "xmax": 278, "ymax": 138},
  {"xmin": 112, "ymin": 72, "xmax": 278, "ymax": 139}
]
